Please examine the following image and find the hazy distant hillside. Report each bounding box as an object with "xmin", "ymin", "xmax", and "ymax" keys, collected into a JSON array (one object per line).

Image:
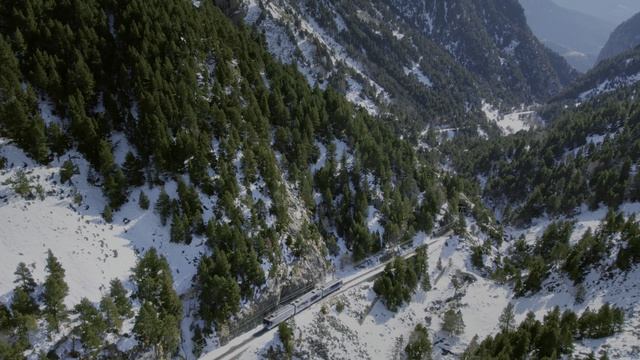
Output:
[
  {"xmin": 520, "ymin": 0, "xmax": 614, "ymax": 72},
  {"xmin": 553, "ymin": 0, "xmax": 640, "ymax": 25},
  {"xmin": 599, "ymin": 12, "xmax": 640, "ymax": 63}
]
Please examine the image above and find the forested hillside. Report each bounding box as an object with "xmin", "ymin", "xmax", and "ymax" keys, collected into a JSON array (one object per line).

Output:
[
  {"xmin": 598, "ymin": 11, "xmax": 640, "ymax": 62},
  {"xmin": 555, "ymin": 46, "xmax": 640, "ymax": 101},
  {"xmin": 0, "ymin": 0, "xmax": 445, "ymax": 358},
  {"xmin": 4, "ymin": 0, "xmax": 640, "ymax": 359},
  {"xmin": 442, "ymin": 52, "xmax": 640, "ymax": 304},
  {"xmin": 449, "ymin": 64, "xmax": 640, "ymax": 225},
  {"xmin": 241, "ymin": 0, "xmax": 576, "ymax": 133},
  {"xmin": 389, "ymin": 0, "xmax": 578, "ymax": 100}
]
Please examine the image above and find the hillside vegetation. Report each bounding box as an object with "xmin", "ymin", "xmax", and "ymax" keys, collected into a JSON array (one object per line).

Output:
[{"xmin": 0, "ymin": 0, "xmax": 444, "ymax": 357}]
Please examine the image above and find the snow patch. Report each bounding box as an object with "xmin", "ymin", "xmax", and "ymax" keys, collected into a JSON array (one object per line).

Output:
[
  {"xmin": 579, "ymin": 72, "xmax": 640, "ymax": 101},
  {"xmin": 38, "ymin": 96, "xmax": 61, "ymax": 126},
  {"xmin": 366, "ymin": 206, "xmax": 384, "ymax": 238},
  {"xmin": 392, "ymin": 29, "xmax": 405, "ymax": 40},
  {"xmin": 0, "ymin": 138, "xmax": 207, "ymax": 308},
  {"xmin": 503, "ymin": 40, "xmax": 520, "ymax": 56},
  {"xmin": 482, "ymin": 102, "xmax": 539, "ymax": 135},
  {"xmin": 403, "ymin": 59, "xmax": 433, "ymax": 88}
]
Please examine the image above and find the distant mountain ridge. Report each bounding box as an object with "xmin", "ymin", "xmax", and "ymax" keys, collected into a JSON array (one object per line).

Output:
[
  {"xmin": 553, "ymin": 0, "xmax": 640, "ymax": 25},
  {"xmin": 598, "ymin": 12, "xmax": 640, "ymax": 63},
  {"xmin": 519, "ymin": 0, "xmax": 614, "ymax": 72}
]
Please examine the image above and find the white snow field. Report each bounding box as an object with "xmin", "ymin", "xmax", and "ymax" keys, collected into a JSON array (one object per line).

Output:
[
  {"xmin": 0, "ymin": 138, "xmax": 207, "ymax": 307},
  {"xmin": 5, "ymin": 130, "xmax": 640, "ymax": 359},
  {"xmin": 579, "ymin": 72, "xmax": 640, "ymax": 101},
  {"xmin": 482, "ymin": 102, "xmax": 543, "ymax": 135},
  {"xmin": 210, "ymin": 207, "xmax": 640, "ymax": 360}
]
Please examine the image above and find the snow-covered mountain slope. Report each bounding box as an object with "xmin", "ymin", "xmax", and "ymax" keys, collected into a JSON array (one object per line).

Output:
[
  {"xmin": 0, "ymin": 0, "xmax": 450, "ymax": 357},
  {"xmin": 241, "ymin": 0, "xmax": 576, "ymax": 132},
  {"xmin": 228, "ymin": 205, "xmax": 640, "ymax": 359},
  {"xmin": 0, "ymin": 138, "xmax": 207, "ymax": 302},
  {"xmin": 244, "ymin": 0, "xmax": 389, "ymax": 115},
  {"xmin": 0, "ymin": 132, "xmax": 333, "ymax": 358},
  {"xmin": 554, "ymin": 46, "xmax": 640, "ymax": 101},
  {"xmin": 243, "ymin": 0, "xmax": 486, "ymax": 131},
  {"xmin": 388, "ymin": 0, "xmax": 578, "ymax": 99}
]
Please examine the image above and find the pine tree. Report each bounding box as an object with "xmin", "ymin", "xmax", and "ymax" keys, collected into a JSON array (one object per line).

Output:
[
  {"xmin": 123, "ymin": 152, "xmax": 145, "ymax": 187},
  {"xmin": 0, "ymin": 37, "xmax": 49, "ymax": 163},
  {"xmin": 170, "ymin": 213, "xmax": 188, "ymax": 243},
  {"xmin": 132, "ymin": 303, "xmax": 181, "ymax": 359},
  {"xmin": 97, "ymin": 140, "xmax": 115, "ymax": 176},
  {"xmin": 13, "ymin": 29, "xmax": 26, "ymax": 55},
  {"xmin": 0, "ymin": 304, "xmax": 10, "ymax": 331},
  {"xmin": 524, "ymin": 256, "xmax": 546, "ymax": 294},
  {"xmin": 60, "ymin": 160, "xmax": 78, "ymax": 184},
  {"xmin": 109, "ymin": 279, "xmax": 132, "ymax": 318},
  {"xmin": 139, "ymin": 191, "xmax": 150, "ymax": 210},
  {"xmin": 514, "ymin": 271, "xmax": 524, "ymax": 296},
  {"xmin": 192, "ymin": 325, "xmax": 205, "ymax": 358},
  {"xmin": 11, "ymin": 287, "xmax": 38, "ymax": 316},
  {"xmin": 70, "ymin": 52, "xmax": 95, "ymax": 98},
  {"xmin": 103, "ymin": 204, "xmax": 113, "ymax": 223},
  {"xmin": 158, "ymin": 313, "xmax": 180, "ymax": 358},
  {"xmin": 131, "ymin": 249, "xmax": 181, "ymax": 356},
  {"xmin": 43, "ymin": 250, "xmax": 69, "ymax": 330},
  {"xmin": 14, "ymin": 262, "xmax": 36, "ymax": 294},
  {"xmin": 100, "ymin": 295, "xmax": 122, "ymax": 333},
  {"xmin": 133, "ymin": 302, "xmax": 161, "ymax": 352},
  {"xmin": 9, "ymin": 171, "xmax": 31, "ymax": 200},
  {"xmin": 405, "ymin": 323, "xmax": 432, "ymax": 360},
  {"xmin": 11, "ymin": 262, "xmax": 39, "ymax": 315},
  {"xmin": 47, "ymin": 123, "xmax": 69, "ymax": 156},
  {"xmin": 155, "ymin": 188, "xmax": 172, "ymax": 226},
  {"xmin": 499, "ymin": 303, "xmax": 516, "ymax": 333},
  {"xmin": 104, "ymin": 168, "xmax": 128, "ymax": 208},
  {"xmin": 461, "ymin": 335, "xmax": 480, "ymax": 360},
  {"xmin": 132, "ymin": 249, "xmax": 181, "ymax": 316},
  {"xmin": 74, "ymin": 298, "xmax": 106, "ymax": 355},
  {"xmin": 278, "ymin": 322, "xmax": 294, "ymax": 359},
  {"xmin": 414, "ymin": 246, "xmax": 431, "ymax": 291},
  {"xmin": 197, "ymin": 250, "xmax": 241, "ymax": 325},
  {"xmin": 471, "ymin": 245, "xmax": 484, "ymax": 269},
  {"xmin": 442, "ymin": 308, "xmax": 465, "ymax": 335}
]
